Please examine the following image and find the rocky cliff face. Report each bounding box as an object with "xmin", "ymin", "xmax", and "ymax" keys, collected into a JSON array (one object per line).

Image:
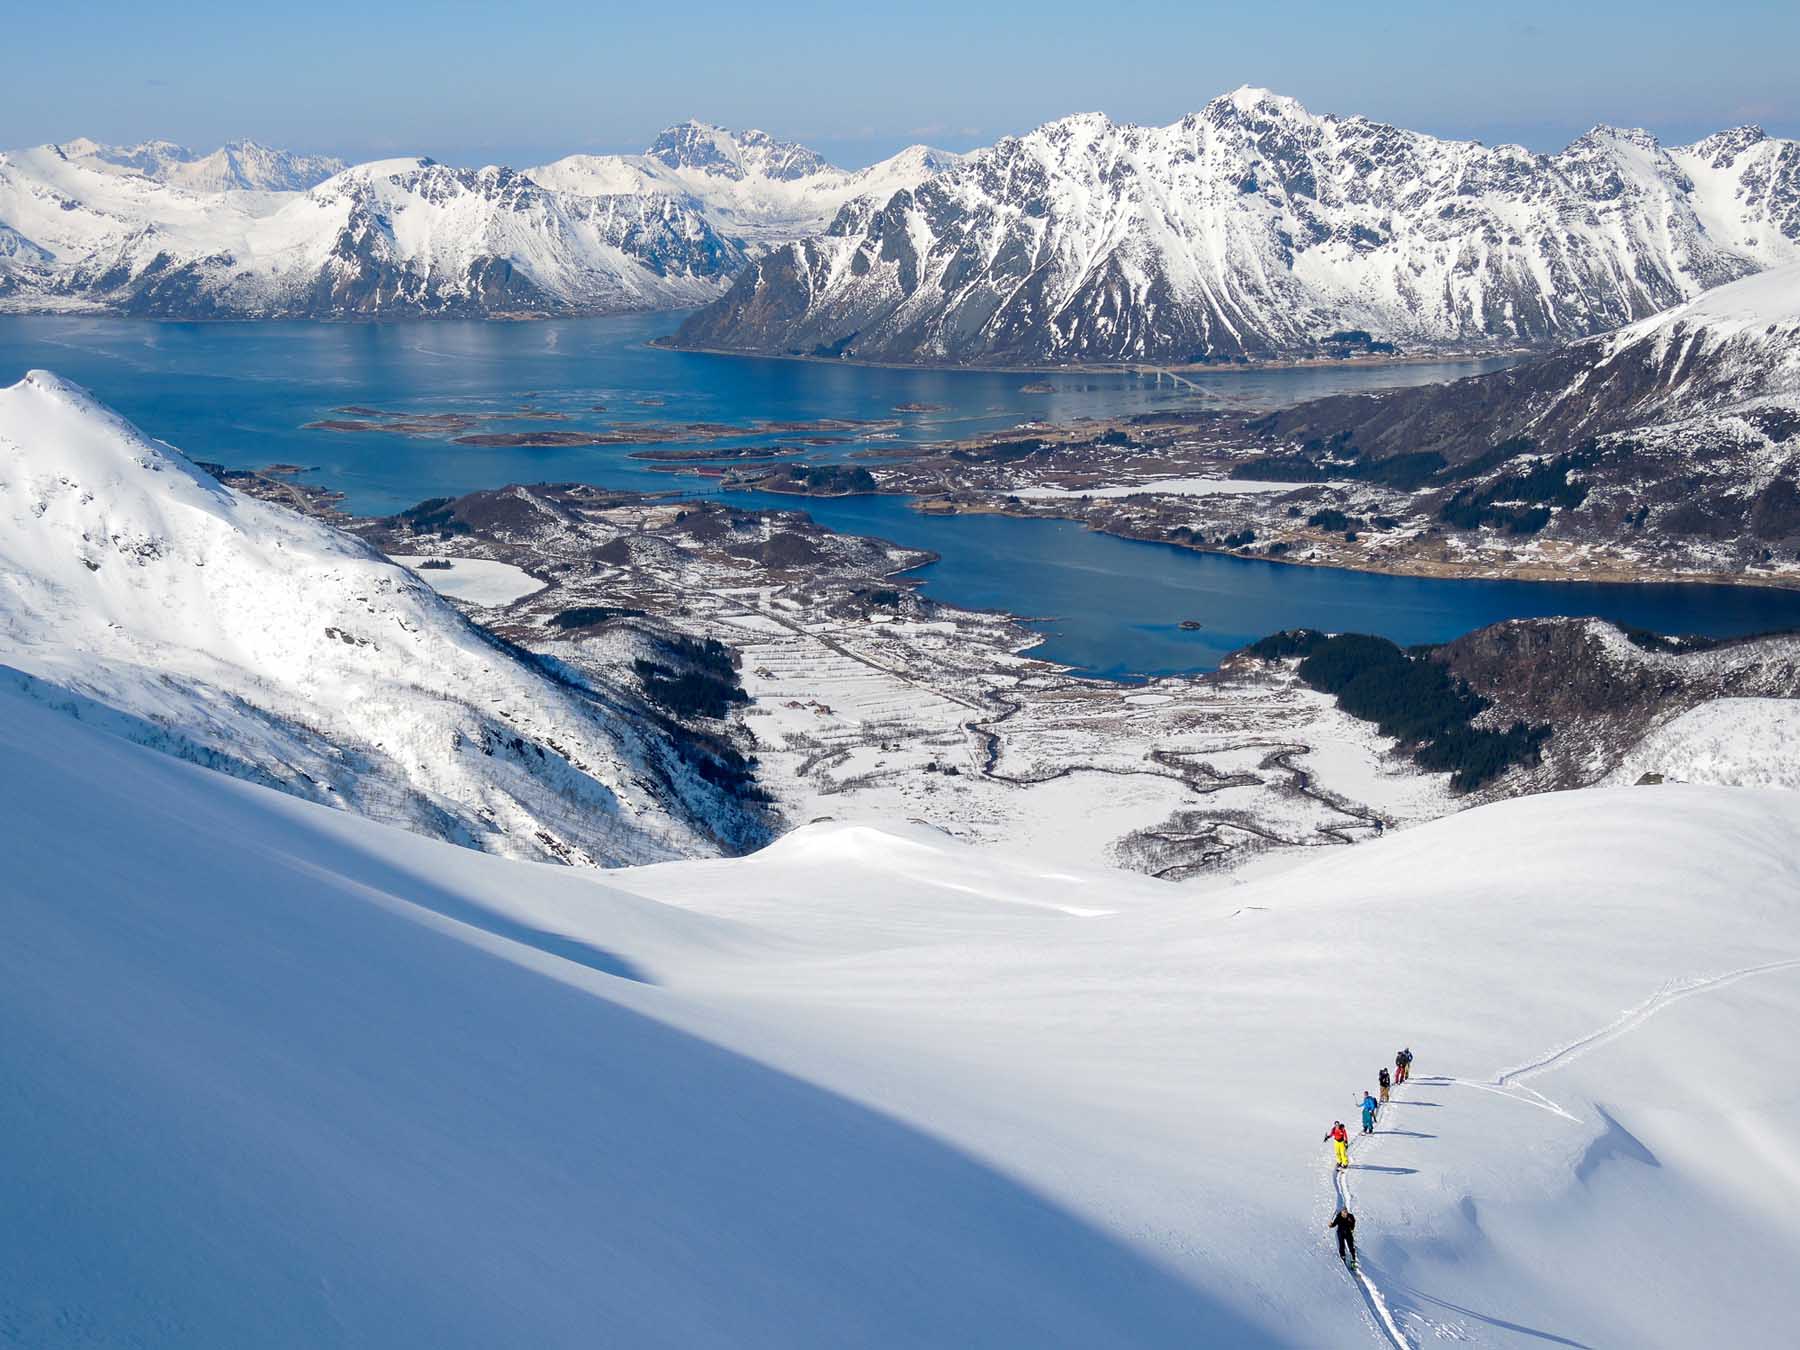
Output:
[{"xmin": 673, "ymin": 88, "xmax": 1800, "ymax": 365}]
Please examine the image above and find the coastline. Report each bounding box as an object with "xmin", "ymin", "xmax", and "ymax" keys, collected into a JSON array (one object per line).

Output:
[
  {"xmin": 648, "ymin": 335, "xmax": 1540, "ymax": 379},
  {"xmin": 902, "ymin": 492, "xmax": 1800, "ymax": 594}
]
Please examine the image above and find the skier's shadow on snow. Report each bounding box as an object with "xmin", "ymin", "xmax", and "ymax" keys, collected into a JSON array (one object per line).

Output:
[
  {"xmin": 1373, "ymin": 1129, "xmax": 1435, "ymax": 1138},
  {"xmin": 1387, "ymin": 1099, "xmax": 1442, "ymax": 1106},
  {"xmin": 1350, "ymin": 1164, "xmax": 1418, "ymax": 1175}
]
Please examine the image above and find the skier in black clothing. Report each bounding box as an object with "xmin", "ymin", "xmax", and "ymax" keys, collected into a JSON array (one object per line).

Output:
[
  {"xmin": 1328, "ymin": 1206, "xmax": 1357, "ymax": 1265},
  {"xmin": 1378, "ymin": 1066, "xmax": 1391, "ymax": 1102}
]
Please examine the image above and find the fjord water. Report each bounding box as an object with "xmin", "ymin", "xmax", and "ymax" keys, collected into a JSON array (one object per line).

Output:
[{"xmin": 8, "ymin": 312, "xmax": 1800, "ymax": 677}]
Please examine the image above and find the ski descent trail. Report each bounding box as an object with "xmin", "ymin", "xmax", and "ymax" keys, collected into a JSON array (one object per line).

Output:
[
  {"xmin": 1421, "ymin": 956, "xmax": 1800, "ymax": 1125},
  {"xmin": 1494, "ymin": 957, "xmax": 1800, "ymax": 1093}
]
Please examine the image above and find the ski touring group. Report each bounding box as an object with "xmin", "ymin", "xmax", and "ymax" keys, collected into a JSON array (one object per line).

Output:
[{"xmin": 1324, "ymin": 1047, "xmax": 1413, "ymax": 1269}]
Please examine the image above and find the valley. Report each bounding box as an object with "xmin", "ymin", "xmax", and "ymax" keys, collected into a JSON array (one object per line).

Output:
[{"xmin": 9, "ymin": 35, "xmax": 1800, "ymax": 1347}]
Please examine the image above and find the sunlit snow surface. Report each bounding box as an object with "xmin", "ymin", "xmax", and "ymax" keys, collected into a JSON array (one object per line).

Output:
[
  {"xmin": 1607, "ymin": 697, "xmax": 1800, "ymax": 791},
  {"xmin": 3, "ymin": 679, "xmax": 1796, "ymax": 1347}
]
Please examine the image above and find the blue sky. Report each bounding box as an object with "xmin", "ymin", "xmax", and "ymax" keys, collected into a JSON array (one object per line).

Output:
[{"xmin": 11, "ymin": 1, "xmax": 1797, "ymax": 168}]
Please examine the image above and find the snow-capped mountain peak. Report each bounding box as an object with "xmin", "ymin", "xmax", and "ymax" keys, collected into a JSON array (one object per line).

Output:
[
  {"xmin": 1691, "ymin": 124, "xmax": 1769, "ymax": 167},
  {"xmin": 646, "ymin": 120, "xmax": 836, "ymax": 182}
]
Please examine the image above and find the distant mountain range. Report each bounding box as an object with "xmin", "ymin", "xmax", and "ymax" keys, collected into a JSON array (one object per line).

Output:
[
  {"xmin": 5, "ymin": 95, "xmax": 1798, "ymax": 344},
  {"xmin": 530, "ymin": 122, "xmax": 961, "ymax": 253},
  {"xmin": 0, "ymin": 122, "xmax": 951, "ymax": 319},
  {"xmin": 673, "ymin": 88, "xmax": 1800, "ymax": 365},
  {"xmin": 57, "ymin": 137, "xmax": 349, "ymax": 192}
]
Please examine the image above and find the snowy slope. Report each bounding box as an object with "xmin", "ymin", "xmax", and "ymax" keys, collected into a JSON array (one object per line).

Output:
[
  {"xmin": 0, "ymin": 371, "xmax": 763, "ymax": 863},
  {"xmin": 675, "ymin": 87, "xmax": 1800, "ymax": 364},
  {"xmin": 4, "ymin": 679, "xmax": 1797, "ymax": 1347},
  {"xmin": 530, "ymin": 121, "xmax": 959, "ymax": 252},
  {"xmin": 0, "ymin": 146, "xmax": 741, "ymax": 317},
  {"xmin": 1607, "ymin": 697, "xmax": 1800, "ymax": 789}
]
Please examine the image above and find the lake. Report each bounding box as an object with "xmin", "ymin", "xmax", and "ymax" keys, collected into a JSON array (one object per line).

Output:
[{"xmin": 7, "ymin": 312, "xmax": 1800, "ymax": 677}]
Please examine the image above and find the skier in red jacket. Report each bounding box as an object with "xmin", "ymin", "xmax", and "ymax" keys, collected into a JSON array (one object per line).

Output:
[{"xmin": 1324, "ymin": 1120, "xmax": 1350, "ymax": 1169}]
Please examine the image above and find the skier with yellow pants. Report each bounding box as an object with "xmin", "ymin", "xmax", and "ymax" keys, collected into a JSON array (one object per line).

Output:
[{"xmin": 1324, "ymin": 1120, "xmax": 1350, "ymax": 1169}]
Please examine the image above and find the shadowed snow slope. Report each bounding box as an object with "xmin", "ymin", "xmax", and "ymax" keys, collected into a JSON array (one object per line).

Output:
[
  {"xmin": 0, "ymin": 371, "xmax": 761, "ymax": 864},
  {"xmin": 4, "ymin": 678, "xmax": 1798, "ymax": 1347}
]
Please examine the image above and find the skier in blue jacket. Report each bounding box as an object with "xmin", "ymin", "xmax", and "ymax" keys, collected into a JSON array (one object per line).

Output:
[{"xmin": 1360, "ymin": 1091, "xmax": 1379, "ymax": 1134}]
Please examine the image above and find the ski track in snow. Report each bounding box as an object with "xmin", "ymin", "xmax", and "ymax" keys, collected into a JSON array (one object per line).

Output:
[
  {"xmin": 1492, "ymin": 957, "xmax": 1800, "ymax": 1101},
  {"xmin": 1333, "ymin": 957, "xmax": 1800, "ymax": 1346},
  {"xmin": 1332, "ymin": 1108, "xmax": 1412, "ymax": 1348}
]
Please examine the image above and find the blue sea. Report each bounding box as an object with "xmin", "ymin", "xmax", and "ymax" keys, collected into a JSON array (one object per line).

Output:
[{"xmin": 7, "ymin": 311, "xmax": 1800, "ymax": 678}]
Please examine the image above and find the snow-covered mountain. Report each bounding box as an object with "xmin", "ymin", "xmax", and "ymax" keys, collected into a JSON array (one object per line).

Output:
[
  {"xmin": 1261, "ymin": 259, "xmax": 1800, "ymax": 460},
  {"xmin": 0, "ymin": 370, "xmax": 766, "ymax": 863},
  {"xmin": 0, "ymin": 146, "xmax": 743, "ymax": 317},
  {"xmin": 673, "ymin": 87, "xmax": 1800, "ymax": 364},
  {"xmin": 5, "ymin": 669, "xmax": 1798, "ymax": 1346},
  {"xmin": 0, "ymin": 122, "xmax": 952, "ymax": 317},
  {"xmin": 530, "ymin": 120, "xmax": 960, "ymax": 252},
  {"xmin": 57, "ymin": 136, "xmax": 347, "ymax": 192},
  {"xmin": 1210, "ymin": 262, "xmax": 1800, "ymax": 575}
]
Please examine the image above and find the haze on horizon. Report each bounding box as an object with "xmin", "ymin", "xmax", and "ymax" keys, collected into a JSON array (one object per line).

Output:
[{"xmin": 8, "ymin": 0, "xmax": 1797, "ymax": 172}]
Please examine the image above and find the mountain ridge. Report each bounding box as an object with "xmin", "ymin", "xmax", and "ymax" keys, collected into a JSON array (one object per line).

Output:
[
  {"xmin": 672, "ymin": 86, "xmax": 1800, "ymax": 365},
  {"xmin": 0, "ymin": 123, "xmax": 955, "ymax": 317}
]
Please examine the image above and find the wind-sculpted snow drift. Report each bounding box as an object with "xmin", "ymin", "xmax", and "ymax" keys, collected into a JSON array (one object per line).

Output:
[
  {"xmin": 0, "ymin": 371, "xmax": 764, "ymax": 863},
  {"xmin": 3, "ymin": 682, "xmax": 1797, "ymax": 1347},
  {"xmin": 675, "ymin": 87, "xmax": 1800, "ymax": 364}
]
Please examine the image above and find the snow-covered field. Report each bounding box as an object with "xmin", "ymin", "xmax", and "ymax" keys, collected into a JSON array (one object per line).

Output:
[
  {"xmin": 5, "ymin": 677, "xmax": 1797, "ymax": 1347},
  {"xmin": 716, "ymin": 599, "xmax": 1450, "ymax": 873},
  {"xmin": 390, "ymin": 554, "xmax": 546, "ymax": 606}
]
